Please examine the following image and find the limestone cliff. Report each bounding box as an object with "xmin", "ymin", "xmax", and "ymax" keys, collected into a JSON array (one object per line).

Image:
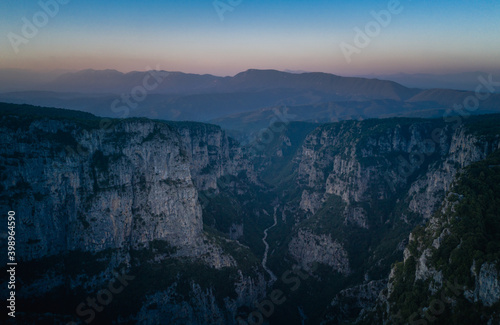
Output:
[
  {"xmin": 0, "ymin": 117, "xmax": 228, "ymax": 262},
  {"xmin": 288, "ymin": 229, "xmax": 350, "ymax": 275},
  {"xmin": 0, "ymin": 105, "xmax": 265, "ymax": 324},
  {"xmin": 172, "ymin": 121, "xmax": 255, "ymax": 192},
  {"xmin": 359, "ymin": 150, "xmax": 500, "ymax": 325},
  {"xmin": 296, "ymin": 120, "xmax": 499, "ymax": 223},
  {"xmin": 261, "ymin": 116, "xmax": 500, "ymax": 324},
  {"xmin": 3, "ymin": 104, "xmax": 500, "ymax": 324}
]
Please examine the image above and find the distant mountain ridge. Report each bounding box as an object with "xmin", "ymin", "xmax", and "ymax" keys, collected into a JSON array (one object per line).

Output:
[
  {"xmin": 42, "ymin": 68, "xmax": 418, "ymax": 101},
  {"xmin": 1, "ymin": 69, "xmax": 499, "ymax": 124},
  {"xmin": 355, "ymin": 71, "xmax": 500, "ymax": 91}
]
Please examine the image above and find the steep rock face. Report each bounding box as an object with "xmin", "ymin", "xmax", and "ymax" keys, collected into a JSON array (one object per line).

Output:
[
  {"xmin": 265, "ymin": 117, "xmax": 500, "ymax": 324},
  {"xmin": 299, "ymin": 190, "xmax": 323, "ymax": 214},
  {"xmin": 296, "ymin": 120, "xmax": 440, "ymax": 230},
  {"xmin": 296, "ymin": 120, "xmax": 499, "ymax": 224},
  {"xmin": 321, "ymin": 279, "xmax": 387, "ymax": 324},
  {"xmin": 466, "ymin": 262, "xmax": 500, "ymax": 307},
  {"xmin": 288, "ymin": 229, "xmax": 350, "ymax": 275},
  {"xmin": 135, "ymin": 273, "xmax": 266, "ymax": 325},
  {"xmin": 0, "ymin": 119, "xmax": 206, "ymax": 261},
  {"xmin": 407, "ymin": 127, "xmax": 499, "ymax": 219},
  {"xmin": 174, "ymin": 122, "xmax": 254, "ymax": 191},
  {"xmin": 0, "ymin": 107, "xmax": 266, "ymax": 325},
  {"xmin": 360, "ymin": 150, "xmax": 500, "ymax": 325}
]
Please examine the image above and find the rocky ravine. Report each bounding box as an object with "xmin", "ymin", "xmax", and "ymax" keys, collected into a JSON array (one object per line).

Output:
[
  {"xmin": 2, "ymin": 104, "xmax": 500, "ymax": 324},
  {"xmin": 261, "ymin": 116, "xmax": 500, "ymax": 323},
  {"xmin": 0, "ymin": 106, "xmax": 266, "ymax": 324}
]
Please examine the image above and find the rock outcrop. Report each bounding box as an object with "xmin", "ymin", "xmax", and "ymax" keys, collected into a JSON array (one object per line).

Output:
[
  {"xmin": 359, "ymin": 149, "xmax": 500, "ymax": 325},
  {"xmin": 0, "ymin": 107, "xmax": 265, "ymax": 324},
  {"xmin": 0, "ymin": 118, "xmax": 228, "ymax": 262},
  {"xmin": 288, "ymin": 229, "xmax": 350, "ymax": 275},
  {"xmin": 296, "ymin": 120, "xmax": 499, "ymax": 224}
]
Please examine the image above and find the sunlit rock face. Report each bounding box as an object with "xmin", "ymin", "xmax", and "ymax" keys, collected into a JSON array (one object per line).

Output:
[{"xmin": 1, "ymin": 119, "xmax": 205, "ymax": 260}]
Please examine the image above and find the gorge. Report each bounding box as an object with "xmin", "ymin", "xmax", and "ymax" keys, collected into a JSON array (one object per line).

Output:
[{"xmin": 1, "ymin": 102, "xmax": 499, "ymax": 324}]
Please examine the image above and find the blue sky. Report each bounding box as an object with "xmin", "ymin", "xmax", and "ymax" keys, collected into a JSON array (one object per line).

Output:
[{"xmin": 1, "ymin": 0, "xmax": 499, "ymax": 76}]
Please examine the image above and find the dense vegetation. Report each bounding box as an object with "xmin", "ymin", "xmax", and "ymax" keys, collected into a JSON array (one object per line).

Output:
[{"xmin": 376, "ymin": 150, "xmax": 500, "ymax": 324}]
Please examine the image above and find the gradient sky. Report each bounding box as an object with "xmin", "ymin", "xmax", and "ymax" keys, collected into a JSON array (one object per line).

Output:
[{"xmin": 1, "ymin": 0, "xmax": 499, "ymax": 76}]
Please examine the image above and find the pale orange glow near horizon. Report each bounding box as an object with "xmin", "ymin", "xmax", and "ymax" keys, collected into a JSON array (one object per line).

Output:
[
  {"xmin": 2, "ymin": 51, "xmax": 499, "ymax": 77},
  {"xmin": 1, "ymin": 0, "xmax": 499, "ymax": 77}
]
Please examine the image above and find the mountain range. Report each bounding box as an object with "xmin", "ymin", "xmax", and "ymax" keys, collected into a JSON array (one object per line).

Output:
[{"xmin": 1, "ymin": 69, "xmax": 499, "ymax": 127}]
